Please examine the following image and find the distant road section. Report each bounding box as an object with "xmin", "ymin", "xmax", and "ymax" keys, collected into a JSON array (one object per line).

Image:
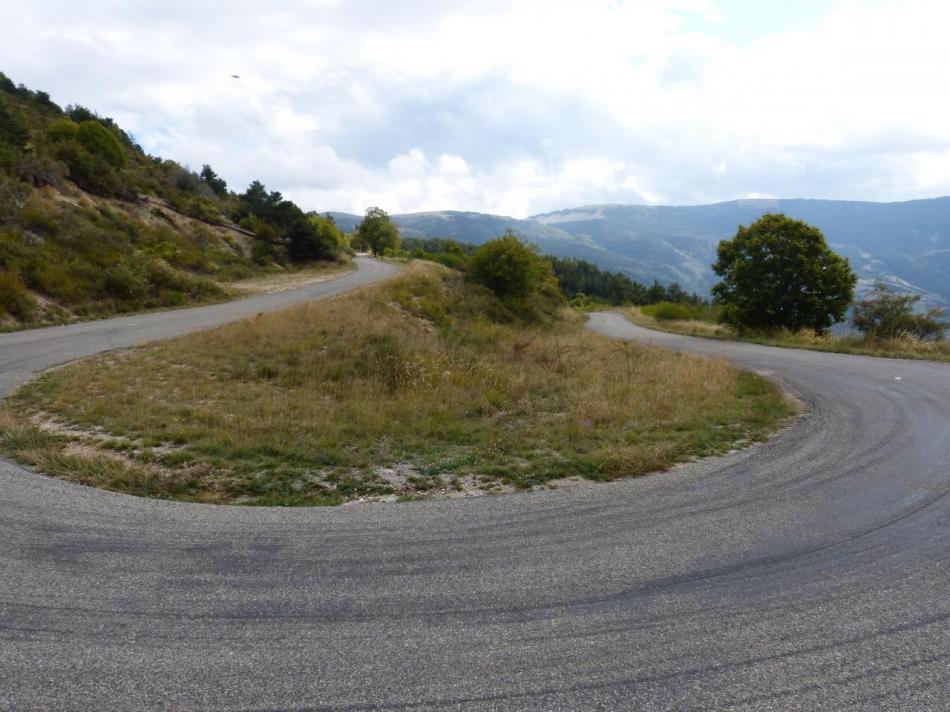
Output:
[
  {"xmin": 1, "ymin": 277, "xmax": 949, "ymax": 710},
  {"xmin": 0, "ymin": 256, "xmax": 397, "ymax": 397}
]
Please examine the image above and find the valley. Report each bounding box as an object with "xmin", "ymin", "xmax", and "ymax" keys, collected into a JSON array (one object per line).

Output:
[{"xmin": 333, "ymin": 197, "xmax": 950, "ymax": 307}]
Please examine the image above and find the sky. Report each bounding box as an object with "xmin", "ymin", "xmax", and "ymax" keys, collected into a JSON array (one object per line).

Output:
[{"xmin": 3, "ymin": 0, "xmax": 950, "ymax": 217}]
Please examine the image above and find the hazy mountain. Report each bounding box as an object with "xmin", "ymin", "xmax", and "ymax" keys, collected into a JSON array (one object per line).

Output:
[
  {"xmin": 333, "ymin": 197, "xmax": 950, "ymax": 305},
  {"xmin": 329, "ymin": 209, "xmax": 652, "ymax": 278}
]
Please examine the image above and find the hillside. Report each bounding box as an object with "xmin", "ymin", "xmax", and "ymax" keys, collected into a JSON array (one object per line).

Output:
[
  {"xmin": 337, "ymin": 198, "xmax": 950, "ymax": 306},
  {"xmin": 0, "ymin": 72, "xmax": 346, "ymax": 327},
  {"xmin": 534, "ymin": 200, "xmax": 950, "ymax": 306},
  {"xmin": 330, "ymin": 210, "xmax": 652, "ymax": 280}
]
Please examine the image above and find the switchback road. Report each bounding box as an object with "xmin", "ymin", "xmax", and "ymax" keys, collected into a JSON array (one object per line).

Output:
[{"xmin": 1, "ymin": 270, "xmax": 949, "ymax": 710}]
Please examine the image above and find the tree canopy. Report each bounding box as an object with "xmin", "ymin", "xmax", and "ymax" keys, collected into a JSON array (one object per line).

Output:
[
  {"xmin": 712, "ymin": 213, "xmax": 856, "ymax": 333},
  {"xmin": 199, "ymin": 164, "xmax": 228, "ymax": 197},
  {"xmin": 549, "ymin": 256, "xmax": 704, "ymax": 306},
  {"xmin": 236, "ymin": 180, "xmax": 343, "ymax": 263},
  {"xmin": 356, "ymin": 206, "xmax": 400, "ymax": 255}
]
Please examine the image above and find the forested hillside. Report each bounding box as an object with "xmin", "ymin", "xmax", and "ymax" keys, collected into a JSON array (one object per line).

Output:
[
  {"xmin": 334, "ymin": 198, "xmax": 950, "ymax": 307},
  {"xmin": 0, "ymin": 72, "xmax": 346, "ymax": 326},
  {"xmin": 400, "ymin": 236, "xmax": 705, "ymax": 307},
  {"xmin": 533, "ymin": 201, "xmax": 950, "ymax": 306}
]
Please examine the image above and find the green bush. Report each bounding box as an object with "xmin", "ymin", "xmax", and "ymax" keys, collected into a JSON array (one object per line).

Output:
[
  {"xmin": 642, "ymin": 301, "xmax": 718, "ymax": 322},
  {"xmin": 0, "ymin": 97, "xmax": 30, "ymax": 148},
  {"xmin": 428, "ymin": 252, "xmax": 468, "ymax": 270},
  {"xmin": 104, "ymin": 261, "xmax": 149, "ymax": 304},
  {"xmin": 47, "ymin": 118, "xmax": 79, "ymax": 143},
  {"xmin": 468, "ymin": 232, "xmax": 552, "ymax": 299},
  {"xmin": 55, "ymin": 139, "xmax": 119, "ymax": 195},
  {"xmin": 29, "ymin": 260, "xmax": 94, "ymax": 304},
  {"xmin": 852, "ymin": 282, "xmax": 947, "ymax": 340},
  {"xmin": 19, "ymin": 196, "xmax": 61, "ymax": 234},
  {"xmin": 76, "ymin": 120, "xmax": 126, "ymax": 168},
  {"xmin": 0, "ymin": 270, "xmax": 37, "ymax": 320}
]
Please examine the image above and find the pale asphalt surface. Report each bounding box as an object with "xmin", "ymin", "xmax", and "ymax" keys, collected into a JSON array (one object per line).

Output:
[{"xmin": 1, "ymin": 258, "xmax": 949, "ymax": 710}]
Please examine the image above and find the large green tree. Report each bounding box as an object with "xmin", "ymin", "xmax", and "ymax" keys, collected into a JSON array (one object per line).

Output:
[
  {"xmin": 356, "ymin": 206, "xmax": 400, "ymax": 255},
  {"xmin": 712, "ymin": 213, "xmax": 856, "ymax": 333}
]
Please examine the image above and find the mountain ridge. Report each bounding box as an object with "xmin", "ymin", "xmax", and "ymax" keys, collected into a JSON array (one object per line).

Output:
[{"xmin": 331, "ymin": 196, "xmax": 950, "ymax": 305}]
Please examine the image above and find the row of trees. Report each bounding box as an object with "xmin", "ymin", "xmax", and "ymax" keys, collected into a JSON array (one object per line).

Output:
[
  {"xmin": 392, "ymin": 230, "xmax": 707, "ymax": 306},
  {"xmin": 550, "ymin": 256, "xmax": 704, "ymax": 306},
  {"xmin": 711, "ymin": 213, "xmax": 947, "ymax": 339},
  {"xmin": 236, "ymin": 180, "xmax": 344, "ymax": 263}
]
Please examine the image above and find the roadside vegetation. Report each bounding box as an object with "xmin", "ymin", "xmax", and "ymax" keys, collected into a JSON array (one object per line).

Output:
[
  {"xmin": 398, "ymin": 234, "xmax": 707, "ymax": 308},
  {"xmin": 0, "ymin": 259, "xmax": 791, "ymax": 505},
  {"xmin": 628, "ymin": 213, "xmax": 949, "ymax": 363},
  {"xmin": 712, "ymin": 213, "xmax": 857, "ymax": 334},
  {"xmin": 626, "ymin": 305, "xmax": 950, "ymax": 362},
  {"xmin": 0, "ymin": 72, "xmax": 349, "ymax": 328}
]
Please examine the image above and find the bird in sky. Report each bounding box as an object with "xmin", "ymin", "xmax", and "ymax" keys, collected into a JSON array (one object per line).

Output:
[{"xmin": 231, "ymin": 74, "xmax": 240, "ymax": 79}]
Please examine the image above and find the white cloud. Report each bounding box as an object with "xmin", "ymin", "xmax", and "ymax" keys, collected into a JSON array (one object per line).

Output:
[{"xmin": 2, "ymin": 0, "xmax": 950, "ymax": 216}]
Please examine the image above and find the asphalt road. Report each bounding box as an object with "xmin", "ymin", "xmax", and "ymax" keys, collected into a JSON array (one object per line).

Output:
[{"xmin": 2, "ymin": 264, "xmax": 949, "ymax": 711}]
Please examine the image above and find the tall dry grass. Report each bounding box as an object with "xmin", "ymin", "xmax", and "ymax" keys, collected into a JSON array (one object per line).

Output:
[
  {"xmin": 626, "ymin": 307, "xmax": 950, "ymax": 363},
  {"xmin": 1, "ymin": 263, "xmax": 790, "ymax": 504}
]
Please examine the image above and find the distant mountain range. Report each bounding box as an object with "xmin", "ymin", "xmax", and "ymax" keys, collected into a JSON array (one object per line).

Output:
[{"xmin": 330, "ymin": 197, "xmax": 950, "ymax": 306}]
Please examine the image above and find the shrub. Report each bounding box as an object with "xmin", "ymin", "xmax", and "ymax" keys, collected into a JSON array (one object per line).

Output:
[
  {"xmin": 0, "ymin": 270, "xmax": 37, "ymax": 320},
  {"xmin": 426, "ymin": 251, "xmax": 468, "ymax": 270},
  {"xmin": 0, "ymin": 97, "xmax": 30, "ymax": 148},
  {"xmin": 16, "ymin": 151, "xmax": 67, "ymax": 188},
  {"xmin": 55, "ymin": 139, "xmax": 119, "ymax": 195},
  {"xmin": 104, "ymin": 261, "xmax": 149, "ymax": 304},
  {"xmin": 19, "ymin": 196, "xmax": 61, "ymax": 234},
  {"xmin": 468, "ymin": 232, "xmax": 552, "ymax": 299},
  {"xmin": 0, "ymin": 177, "xmax": 29, "ymax": 224},
  {"xmin": 28, "ymin": 260, "xmax": 93, "ymax": 304},
  {"xmin": 852, "ymin": 282, "xmax": 947, "ymax": 340},
  {"xmin": 76, "ymin": 120, "xmax": 126, "ymax": 168},
  {"xmin": 642, "ymin": 301, "xmax": 717, "ymax": 322},
  {"xmin": 47, "ymin": 118, "xmax": 79, "ymax": 143},
  {"xmin": 287, "ymin": 214, "xmax": 342, "ymax": 262}
]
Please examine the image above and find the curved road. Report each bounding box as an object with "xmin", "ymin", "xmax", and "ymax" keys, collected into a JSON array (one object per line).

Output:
[{"xmin": 2, "ymin": 263, "xmax": 949, "ymax": 710}]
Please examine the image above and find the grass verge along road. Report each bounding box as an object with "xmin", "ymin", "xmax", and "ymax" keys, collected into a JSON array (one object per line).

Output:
[{"xmin": 626, "ymin": 305, "xmax": 950, "ymax": 363}]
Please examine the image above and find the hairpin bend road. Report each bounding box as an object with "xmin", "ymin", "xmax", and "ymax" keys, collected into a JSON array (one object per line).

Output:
[{"xmin": 1, "ymin": 257, "xmax": 949, "ymax": 710}]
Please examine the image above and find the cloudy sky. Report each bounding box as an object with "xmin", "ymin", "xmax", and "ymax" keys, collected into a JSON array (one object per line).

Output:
[{"xmin": 3, "ymin": 0, "xmax": 950, "ymax": 217}]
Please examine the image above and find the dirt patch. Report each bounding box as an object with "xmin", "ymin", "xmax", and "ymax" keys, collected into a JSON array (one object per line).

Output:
[{"xmin": 231, "ymin": 264, "xmax": 355, "ymax": 295}]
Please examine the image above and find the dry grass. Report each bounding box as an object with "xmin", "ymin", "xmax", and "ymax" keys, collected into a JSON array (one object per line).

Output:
[
  {"xmin": 626, "ymin": 307, "xmax": 950, "ymax": 363},
  {"xmin": 229, "ymin": 260, "xmax": 354, "ymax": 295},
  {"xmin": 0, "ymin": 263, "xmax": 792, "ymax": 505}
]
